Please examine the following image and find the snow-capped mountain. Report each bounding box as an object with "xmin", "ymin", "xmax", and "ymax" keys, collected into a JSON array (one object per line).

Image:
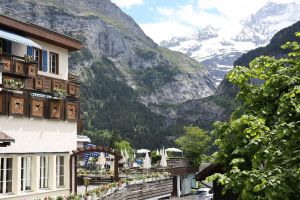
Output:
[{"xmin": 160, "ymin": 2, "xmax": 300, "ymax": 85}]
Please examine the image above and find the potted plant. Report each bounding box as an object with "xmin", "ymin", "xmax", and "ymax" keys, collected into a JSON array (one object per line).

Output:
[
  {"xmin": 53, "ymin": 88, "xmax": 67, "ymax": 99},
  {"xmin": 56, "ymin": 196, "xmax": 64, "ymax": 200},
  {"xmin": 24, "ymin": 54, "xmax": 33, "ymax": 62}
]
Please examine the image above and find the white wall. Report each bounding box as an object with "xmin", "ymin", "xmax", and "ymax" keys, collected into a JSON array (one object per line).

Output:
[
  {"xmin": 11, "ymin": 42, "xmax": 26, "ymax": 57},
  {"xmin": 10, "ymin": 39, "xmax": 69, "ymax": 80},
  {"xmin": 0, "ymin": 116, "xmax": 77, "ymax": 153},
  {"xmin": 1, "ymin": 188, "xmax": 70, "ymax": 200},
  {"xmin": 32, "ymin": 39, "xmax": 69, "ymax": 80}
]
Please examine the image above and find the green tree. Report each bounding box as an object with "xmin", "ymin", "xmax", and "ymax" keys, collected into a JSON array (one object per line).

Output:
[
  {"xmin": 176, "ymin": 126, "xmax": 211, "ymax": 166},
  {"xmin": 210, "ymin": 34, "xmax": 300, "ymax": 199},
  {"xmin": 113, "ymin": 140, "xmax": 134, "ymax": 159},
  {"xmin": 109, "ymin": 129, "xmax": 122, "ymax": 148}
]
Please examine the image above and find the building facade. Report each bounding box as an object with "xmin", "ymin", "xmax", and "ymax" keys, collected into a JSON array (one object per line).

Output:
[{"xmin": 0, "ymin": 15, "xmax": 82, "ymax": 199}]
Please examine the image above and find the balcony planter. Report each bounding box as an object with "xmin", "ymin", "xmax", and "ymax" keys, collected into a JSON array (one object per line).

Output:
[{"xmin": 3, "ymin": 78, "xmax": 24, "ymax": 90}]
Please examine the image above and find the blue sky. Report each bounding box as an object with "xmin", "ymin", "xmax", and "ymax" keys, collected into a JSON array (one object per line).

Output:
[{"xmin": 112, "ymin": 0, "xmax": 297, "ymax": 43}]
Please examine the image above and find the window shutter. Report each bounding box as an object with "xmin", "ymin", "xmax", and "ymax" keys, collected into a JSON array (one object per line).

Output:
[
  {"xmin": 27, "ymin": 46, "xmax": 33, "ymax": 56},
  {"xmin": 42, "ymin": 50, "xmax": 48, "ymax": 72},
  {"xmin": 5, "ymin": 41, "xmax": 12, "ymax": 55}
]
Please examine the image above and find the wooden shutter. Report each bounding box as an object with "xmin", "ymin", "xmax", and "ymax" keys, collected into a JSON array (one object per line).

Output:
[
  {"xmin": 5, "ymin": 40, "xmax": 12, "ymax": 55},
  {"xmin": 27, "ymin": 46, "xmax": 33, "ymax": 56}
]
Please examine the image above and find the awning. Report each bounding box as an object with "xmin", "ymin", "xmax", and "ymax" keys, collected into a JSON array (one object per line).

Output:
[
  {"xmin": 0, "ymin": 131, "xmax": 15, "ymax": 147},
  {"xmin": 0, "ymin": 29, "xmax": 41, "ymax": 49}
]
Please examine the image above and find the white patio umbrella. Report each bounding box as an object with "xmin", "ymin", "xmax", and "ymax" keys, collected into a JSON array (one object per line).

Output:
[
  {"xmin": 160, "ymin": 150, "xmax": 167, "ymax": 168},
  {"xmin": 143, "ymin": 152, "xmax": 151, "ymax": 172},
  {"xmin": 166, "ymin": 148, "xmax": 182, "ymax": 152},
  {"xmin": 137, "ymin": 149, "xmax": 150, "ymax": 154}
]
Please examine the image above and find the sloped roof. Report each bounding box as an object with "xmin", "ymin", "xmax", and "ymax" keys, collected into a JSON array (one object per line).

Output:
[
  {"xmin": 0, "ymin": 15, "xmax": 82, "ymax": 51},
  {"xmin": 195, "ymin": 163, "xmax": 223, "ymax": 181}
]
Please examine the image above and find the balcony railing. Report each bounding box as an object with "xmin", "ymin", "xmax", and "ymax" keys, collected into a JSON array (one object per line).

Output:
[
  {"xmin": 0, "ymin": 90, "xmax": 78, "ymax": 121},
  {"xmin": 0, "ymin": 54, "xmax": 80, "ymax": 99}
]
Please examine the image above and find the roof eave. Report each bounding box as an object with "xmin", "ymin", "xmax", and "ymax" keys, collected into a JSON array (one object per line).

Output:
[{"xmin": 0, "ymin": 15, "xmax": 82, "ymax": 51}]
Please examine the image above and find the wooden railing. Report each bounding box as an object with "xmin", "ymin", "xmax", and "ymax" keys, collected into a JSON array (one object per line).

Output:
[
  {"xmin": 0, "ymin": 54, "xmax": 80, "ymax": 122},
  {"xmin": 0, "ymin": 54, "xmax": 80, "ymax": 99}
]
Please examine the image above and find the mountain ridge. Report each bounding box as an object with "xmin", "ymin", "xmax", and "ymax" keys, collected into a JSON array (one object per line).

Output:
[{"xmin": 160, "ymin": 1, "xmax": 300, "ymax": 85}]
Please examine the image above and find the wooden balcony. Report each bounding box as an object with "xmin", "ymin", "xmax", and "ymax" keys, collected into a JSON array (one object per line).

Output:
[
  {"xmin": 0, "ymin": 54, "xmax": 80, "ymax": 99},
  {"xmin": 0, "ymin": 91, "xmax": 79, "ymax": 121}
]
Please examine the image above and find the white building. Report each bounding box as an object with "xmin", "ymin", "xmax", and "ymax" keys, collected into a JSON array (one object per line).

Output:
[{"xmin": 0, "ymin": 15, "xmax": 82, "ymax": 199}]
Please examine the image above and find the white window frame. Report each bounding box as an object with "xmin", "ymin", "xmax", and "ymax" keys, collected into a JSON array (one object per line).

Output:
[
  {"xmin": 33, "ymin": 48, "xmax": 42, "ymax": 71},
  {"xmin": 0, "ymin": 157, "xmax": 13, "ymax": 194},
  {"xmin": 39, "ymin": 156, "xmax": 49, "ymax": 189},
  {"xmin": 21, "ymin": 157, "xmax": 32, "ymax": 192},
  {"xmin": 56, "ymin": 156, "xmax": 64, "ymax": 188},
  {"xmin": 49, "ymin": 52, "xmax": 58, "ymax": 74}
]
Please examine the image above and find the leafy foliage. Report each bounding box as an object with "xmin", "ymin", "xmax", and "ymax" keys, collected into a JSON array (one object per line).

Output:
[
  {"xmin": 211, "ymin": 34, "xmax": 300, "ymax": 199},
  {"xmin": 176, "ymin": 126, "xmax": 211, "ymax": 166}
]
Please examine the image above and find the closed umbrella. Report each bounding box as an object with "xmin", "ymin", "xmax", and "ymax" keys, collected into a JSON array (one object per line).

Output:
[
  {"xmin": 110, "ymin": 156, "xmax": 115, "ymax": 176},
  {"xmin": 120, "ymin": 149, "xmax": 124, "ymax": 161},
  {"xmin": 98, "ymin": 152, "xmax": 106, "ymax": 166},
  {"xmin": 156, "ymin": 149, "xmax": 159, "ymax": 156},
  {"xmin": 143, "ymin": 152, "xmax": 151, "ymax": 173},
  {"xmin": 124, "ymin": 149, "xmax": 129, "ymax": 162},
  {"xmin": 160, "ymin": 150, "xmax": 167, "ymax": 168}
]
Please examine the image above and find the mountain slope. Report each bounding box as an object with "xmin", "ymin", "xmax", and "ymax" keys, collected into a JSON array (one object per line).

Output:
[
  {"xmin": 217, "ymin": 20, "xmax": 300, "ymax": 97},
  {"xmin": 161, "ymin": 2, "xmax": 300, "ymax": 85},
  {"xmin": 169, "ymin": 18, "xmax": 300, "ymax": 134},
  {"xmin": 0, "ymin": 0, "xmax": 216, "ymax": 147}
]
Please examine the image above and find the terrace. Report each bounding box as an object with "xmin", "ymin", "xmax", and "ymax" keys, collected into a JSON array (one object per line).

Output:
[{"xmin": 64, "ymin": 146, "xmax": 197, "ymax": 200}]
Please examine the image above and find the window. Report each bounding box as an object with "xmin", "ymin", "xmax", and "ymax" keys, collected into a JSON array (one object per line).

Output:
[
  {"xmin": 0, "ymin": 40, "xmax": 3, "ymax": 54},
  {"xmin": 39, "ymin": 156, "xmax": 49, "ymax": 189},
  {"xmin": 0, "ymin": 157, "xmax": 13, "ymax": 194},
  {"xmin": 49, "ymin": 52, "xmax": 58, "ymax": 74},
  {"xmin": 56, "ymin": 156, "xmax": 64, "ymax": 188},
  {"xmin": 21, "ymin": 157, "xmax": 32, "ymax": 191},
  {"xmin": 33, "ymin": 48, "xmax": 42, "ymax": 71}
]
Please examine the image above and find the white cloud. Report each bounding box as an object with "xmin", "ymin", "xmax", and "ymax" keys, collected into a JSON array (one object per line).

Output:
[
  {"xmin": 111, "ymin": 0, "xmax": 144, "ymax": 9},
  {"xmin": 139, "ymin": 0, "xmax": 298, "ymax": 43},
  {"xmin": 140, "ymin": 22, "xmax": 195, "ymax": 43}
]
